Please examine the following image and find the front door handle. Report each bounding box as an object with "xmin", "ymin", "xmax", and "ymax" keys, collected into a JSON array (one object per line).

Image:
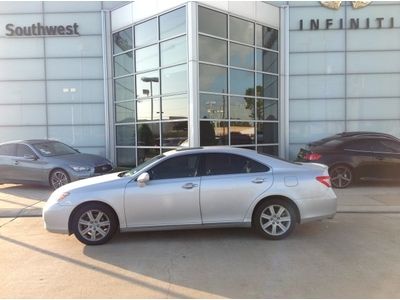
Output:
[
  {"xmin": 182, "ymin": 183, "xmax": 198, "ymax": 189},
  {"xmin": 14, "ymin": 160, "xmax": 20, "ymax": 166},
  {"xmin": 376, "ymin": 156, "xmax": 384, "ymax": 161},
  {"xmin": 252, "ymin": 178, "xmax": 265, "ymax": 184}
]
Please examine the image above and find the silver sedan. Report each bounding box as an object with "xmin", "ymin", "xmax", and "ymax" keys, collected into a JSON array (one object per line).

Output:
[{"xmin": 43, "ymin": 147, "xmax": 337, "ymax": 245}]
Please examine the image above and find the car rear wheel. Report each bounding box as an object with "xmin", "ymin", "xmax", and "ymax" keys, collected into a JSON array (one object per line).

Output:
[
  {"xmin": 72, "ymin": 203, "xmax": 118, "ymax": 245},
  {"xmin": 253, "ymin": 199, "xmax": 296, "ymax": 240},
  {"xmin": 50, "ymin": 169, "xmax": 70, "ymax": 190},
  {"xmin": 329, "ymin": 164, "xmax": 353, "ymax": 189}
]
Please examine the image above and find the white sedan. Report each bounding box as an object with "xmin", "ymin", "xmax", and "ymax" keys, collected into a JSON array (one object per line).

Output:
[{"xmin": 43, "ymin": 147, "xmax": 337, "ymax": 245}]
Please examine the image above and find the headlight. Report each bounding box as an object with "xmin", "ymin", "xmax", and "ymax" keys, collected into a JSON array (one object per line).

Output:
[
  {"xmin": 70, "ymin": 165, "xmax": 91, "ymax": 172},
  {"xmin": 57, "ymin": 192, "xmax": 70, "ymax": 202}
]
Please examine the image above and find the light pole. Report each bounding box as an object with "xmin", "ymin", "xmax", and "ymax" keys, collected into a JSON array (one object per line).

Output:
[{"xmin": 141, "ymin": 77, "xmax": 159, "ymax": 120}]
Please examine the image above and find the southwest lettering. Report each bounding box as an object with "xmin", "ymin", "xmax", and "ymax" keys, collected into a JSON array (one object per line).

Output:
[{"xmin": 4, "ymin": 22, "xmax": 79, "ymax": 36}]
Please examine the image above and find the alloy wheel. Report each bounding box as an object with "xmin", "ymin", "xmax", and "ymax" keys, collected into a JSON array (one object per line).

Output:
[
  {"xmin": 259, "ymin": 204, "xmax": 292, "ymax": 236},
  {"xmin": 51, "ymin": 170, "xmax": 69, "ymax": 189},
  {"xmin": 77, "ymin": 209, "xmax": 111, "ymax": 242},
  {"xmin": 330, "ymin": 165, "xmax": 352, "ymax": 188}
]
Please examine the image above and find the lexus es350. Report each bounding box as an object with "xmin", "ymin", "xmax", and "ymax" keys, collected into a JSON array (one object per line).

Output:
[{"xmin": 43, "ymin": 147, "xmax": 337, "ymax": 245}]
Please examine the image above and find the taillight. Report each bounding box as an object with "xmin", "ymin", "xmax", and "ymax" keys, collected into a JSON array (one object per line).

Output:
[
  {"xmin": 304, "ymin": 152, "xmax": 321, "ymax": 161},
  {"xmin": 316, "ymin": 176, "xmax": 331, "ymax": 188}
]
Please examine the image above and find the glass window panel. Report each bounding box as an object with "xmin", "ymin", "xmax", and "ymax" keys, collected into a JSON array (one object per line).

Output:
[
  {"xmin": 161, "ymin": 64, "xmax": 187, "ymax": 94},
  {"xmin": 230, "ymin": 69, "xmax": 254, "ymax": 96},
  {"xmin": 116, "ymin": 148, "xmax": 136, "ymax": 167},
  {"xmin": 199, "ymin": 35, "xmax": 227, "ymax": 65},
  {"xmin": 160, "ymin": 36, "xmax": 187, "ymax": 67},
  {"xmin": 198, "ymin": 6, "xmax": 227, "ymax": 38},
  {"xmin": 258, "ymin": 145, "xmax": 279, "ymax": 157},
  {"xmin": 135, "ymin": 18, "xmax": 157, "ymax": 48},
  {"xmin": 137, "ymin": 123, "xmax": 160, "ymax": 146},
  {"xmin": 137, "ymin": 148, "xmax": 160, "ymax": 165},
  {"xmin": 200, "ymin": 93, "xmax": 228, "ymax": 119},
  {"xmin": 200, "ymin": 121, "xmax": 228, "ymax": 146},
  {"xmin": 199, "ymin": 64, "xmax": 227, "ymax": 93},
  {"xmin": 257, "ymin": 99, "xmax": 278, "ymax": 121},
  {"xmin": 113, "ymin": 27, "xmax": 133, "ymax": 54},
  {"xmin": 116, "ymin": 125, "xmax": 136, "ymax": 146},
  {"xmin": 256, "ymin": 25, "xmax": 278, "ymax": 50},
  {"xmin": 230, "ymin": 16, "xmax": 254, "ymax": 45},
  {"xmin": 137, "ymin": 98, "xmax": 160, "ymax": 121},
  {"xmin": 230, "ymin": 122, "xmax": 255, "ymax": 145},
  {"xmin": 257, "ymin": 122, "xmax": 278, "ymax": 144},
  {"xmin": 230, "ymin": 43, "xmax": 254, "ymax": 70},
  {"xmin": 135, "ymin": 44, "xmax": 159, "ymax": 72},
  {"xmin": 256, "ymin": 49, "xmax": 278, "ymax": 74},
  {"xmin": 115, "ymin": 76, "xmax": 134, "ymax": 101},
  {"xmin": 256, "ymin": 73, "xmax": 278, "ymax": 98},
  {"xmin": 114, "ymin": 52, "xmax": 133, "ymax": 77},
  {"xmin": 230, "ymin": 96, "xmax": 255, "ymax": 120},
  {"xmin": 159, "ymin": 7, "xmax": 186, "ymax": 40},
  {"xmin": 115, "ymin": 101, "xmax": 135, "ymax": 123},
  {"xmin": 136, "ymin": 71, "xmax": 160, "ymax": 98},
  {"xmin": 161, "ymin": 121, "xmax": 188, "ymax": 147},
  {"xmin": 162, "ymin": 94, "xmax": 188, "ymax": 120}
]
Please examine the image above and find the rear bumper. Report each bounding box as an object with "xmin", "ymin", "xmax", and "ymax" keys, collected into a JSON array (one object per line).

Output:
[{"xmin": 299, "ymin": 190, "xmax": 337, "ymax": 224}]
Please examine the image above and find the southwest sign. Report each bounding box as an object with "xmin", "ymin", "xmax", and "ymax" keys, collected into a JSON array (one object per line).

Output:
[{"xmin": 5, "ymin": 23, "xmax": 79, "ymax": 36}]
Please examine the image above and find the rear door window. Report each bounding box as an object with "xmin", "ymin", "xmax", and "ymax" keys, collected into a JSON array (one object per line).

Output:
[
  {"xmin": 344, "ymin": 139, "xmax": 373, "ymax": 152},
  {"xmin": 0, "ymin": 144, "xmax": 17, "ymax": 156}
]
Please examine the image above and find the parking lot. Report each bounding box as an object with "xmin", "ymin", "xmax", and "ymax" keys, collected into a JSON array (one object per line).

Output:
[{"xmin": 1, "ymin": 183, "xmax": 400, "ymax": 298}]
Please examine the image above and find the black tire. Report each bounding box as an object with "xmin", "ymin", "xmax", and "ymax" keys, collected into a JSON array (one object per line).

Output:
[
  {"xmin": 71, "ymin": 203, "xmax": 118, "ymax": 245},
  {"xmin": 329, "ymin": 164, "xmax": 353, "ymax": 189},
  {"xmin": 50, "ymin": 169, "xmax": 70, "ymax": 190},
  {"xmin": 253, "ymin": 199, "xmax": 297, "ymax": 240}
]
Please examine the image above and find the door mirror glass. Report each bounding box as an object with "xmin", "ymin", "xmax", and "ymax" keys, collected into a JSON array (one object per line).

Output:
[{"xmin": 137, "ymin": 172, "xmax": 150, "ymax": 187}]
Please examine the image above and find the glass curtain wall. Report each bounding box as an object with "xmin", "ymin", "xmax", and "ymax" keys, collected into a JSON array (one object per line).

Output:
[
  {"xmin": 198, "ymin": 6, "xmax": 279, "ymax": 156},
  {"xmin": 113, "ymin": 6, "xmax": 187, "ymax": 167}
]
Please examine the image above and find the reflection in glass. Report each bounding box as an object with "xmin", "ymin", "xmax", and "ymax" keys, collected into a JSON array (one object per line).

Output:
[
  {"xmin": 113, "ymin": 27, "xmax": 132, "ymax": 54},
  {"xmin": 199, "ymin": 35, "xmax": 227, "ymax": 65},
  {"xmin": 160, "ymin": 7, "xmax": 186, "ymax": 40},
  {"xmin": 257, "ymin": 99, "xmax": 278, "ymax": 120},
  {"xmin": 198, "ymin": 6, "xmax": 227, "ymax": 38},
  {"xmin": 116, "ymin": 148, "xmax": 136, "ymax": 167},
  {"xmin": 230, "ymin": 96, "xmax": 255, "ymax": 120},
  {"xmin": 160, "ymin": 36, "xmax": 187, "ymax": 67},
  {"xmin": 257, "ymin": 122, "xmax": 278, "ymax": 144},
  {"xmin": 256, "ymin": 73, "xmax": 278, "ymax": 98},
  {"xmin": 137, "ymin": 148, "xmax": 160, "ymax": 164},
  {"xmin": 200, "ymin": 93, "xmax": 228, "ymax": 119},
  {"xmin": 114, "ymin": 52, "xmax": 133, "ymax": 77},
  {"xmin": 230, "ymin": 16, "xmax": 254, "ymax": 45},
  {"xmin": 137, "ymin": 123, "xmax": 160, "ymax": 146},
  {"xmin": 161, "ymin": 64, "xmax": 187, "ymax": 94},
  {"xmin": 256, "ymin": 25, "xmax": 278, "ymax": 50},
  {"xmin": 230, "ymin": 69, "xmax": 254, "ymax": 96},
  {"xmin": 256, "ymin": 49, "xmax": 278, "ymax": 74},
  {"xmin": 136, "ymin": 71, "xmax": 160, "ymax": 98},
  {"xmin": 200, "ymin": 121, "xmax": 228, "ymax": 146},
  {"xmin": 162, "ymin": 94, "xmax": 188, "ymax": 120},
  {"xmin": 135, "ymin": 44, "xmax": 158, "ymax": 72},
  {"xmin": 258, "ymin": 145, "xmax": 279, "ymax": 156},
  {"xmin": 116, "ymin": 125, "xmax": 135, "ymax": 146},
  {"xmin": 114, "ymin": 76, "xmax": 134, "ymax": 101},
  {"xmin": 137, "ymin": 98, "xmax": 160, "ymax": 121},
  {"xmin": 199, "ymin": 64, "xmax": 227, "ymax": 93},
  {"xmin": 135, "ymin": 18, "xmax": 157, "ymax": 48},
  {"xmin": 230, "ymin": 122, "xmax": 255, "ymax": 145},
  {"xmin": 161, "ymin": 121, "xmax": 188, "ymax": 146},
  {"xmin": 115, "ymin": 101, "xmax": 135, "ymax": 123},
  {"xmin": 230, "ymin": 43, "xmax": 254, "ymax": 70}
]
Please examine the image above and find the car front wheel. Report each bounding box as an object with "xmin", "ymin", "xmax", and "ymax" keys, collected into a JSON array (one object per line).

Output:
[
  {"xmin": 253, "ymin": 199, "xmax": 296, "ymax": 240},
  {"xmin": 71, "ymin": 203, "xmax": 118, "ymax": 245},
  {"xmin": 50, "ymin": 169, "xmax": 70, "ymax": 190}
]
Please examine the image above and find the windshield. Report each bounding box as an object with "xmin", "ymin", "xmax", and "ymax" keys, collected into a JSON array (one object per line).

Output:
[
  {"xmin": 32, "ymin": 141, "xmax": 78, "ymax": 157},
  {"xmin": 124, "ymin": 154, "xmax": 165, "ymax": 177}
]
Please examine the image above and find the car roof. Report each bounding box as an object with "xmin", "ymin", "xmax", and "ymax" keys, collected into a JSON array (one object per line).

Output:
[
  {"xmin": 309, "ymin": 131, "xmax": 400, "ymax": 147},
  {"xmin": 0, "ymin": 139, "xmax": 59, "ymax": 146}
]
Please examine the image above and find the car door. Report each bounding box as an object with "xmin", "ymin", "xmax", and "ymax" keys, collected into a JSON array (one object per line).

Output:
[
  {"xmin": 371, "ymin": 139, "xmax": 400, "ymax": 180},
  {"xmin": 124, "ymin": 154, "xmax": 202, "ymax": 228},
  {"xmin": 0, "ymin": 144, "xmax": 17, "ymax": 181},
  {"xmin": 199, "ymin": 153, "xmax": 273, "ymax": 224},
  {"xmin": 343, "ymin": 139, "xmax": 376, "ymax": 179},
  {"xmin": 12, "ymin": 144, "xmax": 45, "ymax": 183}
]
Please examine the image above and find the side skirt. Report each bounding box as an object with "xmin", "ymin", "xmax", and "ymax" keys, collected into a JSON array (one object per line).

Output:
[{"xmin": 120, "ymin": 222, "xmax": 252, "ymax": 233}]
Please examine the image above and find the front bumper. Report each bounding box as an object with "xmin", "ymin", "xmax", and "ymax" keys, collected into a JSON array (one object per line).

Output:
[{"xmin": 42, "ymin": 202, "xmax": 74, "ymax": 234}]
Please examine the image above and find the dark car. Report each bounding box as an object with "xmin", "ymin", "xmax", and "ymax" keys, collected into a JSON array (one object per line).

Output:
[
  {"xmin": 0, "ymin": 139, "xmax": 114, "ymax": 189},
  {"xmin": 297, "ymin": 132, "xmax": 400, "ymax": 188}
]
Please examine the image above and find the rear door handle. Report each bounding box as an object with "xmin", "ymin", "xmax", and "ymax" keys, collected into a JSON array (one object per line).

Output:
[
  {"xmin": 376, "ymin": 156, "xmax": 384, "ymax": 161},
  {"xmin": 252, "ymin": 178, "xmax": 265, "ymax": 184},
  {"xmin": 182, "ymin": 183, "xmax": 198, "ymax": 189}
]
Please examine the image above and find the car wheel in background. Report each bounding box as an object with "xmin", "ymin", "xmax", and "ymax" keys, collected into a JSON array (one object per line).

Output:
[
  {"xmin": 71, "ymin": 203, "xmax": 118, "ymax": 245},
  {"xmin": 253, "ymin": 199, "xmax": 296, "ymax": 240},
  {"xmin": 329, "ymin": 164, "xmax": 353, "ymax": 189},
  {"xmin": 50, "ymin": 169, "xmax": 70, "ymax": 190}
]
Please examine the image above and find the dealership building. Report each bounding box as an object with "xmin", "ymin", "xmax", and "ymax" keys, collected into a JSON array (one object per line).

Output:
[{"xmin": 1, "ymin": 1, "xmax": 399, "ymax": 167}]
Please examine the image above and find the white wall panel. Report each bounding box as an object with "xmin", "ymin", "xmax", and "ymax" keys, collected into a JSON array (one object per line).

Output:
[
  {"xmin": 347, "ymin": 51, "xmax": 400, "ymax": 74},
  {"xmin": 44, "ymin": 12, "xmax": 101, "ymax": 35},
  {"xmin": 0, "ymin": 126, "xmax": 47, "ymax": 143},
  {"xmin": 290, "ymin": 52, "xmax": 345, "ymax": 75},
  {"xmin": 0, "ymin": 105, "xmax": 46, "ymax": 126},
  {"xmin": 290, "ymin": 99, "xmax": 345, "ymax": 121},
  {"xmin": 0, "ymin": 59, "xmax": 44, "ymax": 80},
  {"xmin": 289, "ymin": 6, "xmax": 345, "ymax": 30},
  {"xmin": 289, "ymin": 121, "xmax": 345, "ymax": 144},
  {"xmin": 0, "ymin": 1, "xmax": 42, "ymax": 13},
  {"xmin": 47, "ymin": 104, "xmax": 105, "ymax": 125},
  {"xmin": 290, "ymin": 75, "xmax": 345, "ymax": 99},
  {"xmin": 0, "ymin": 38, "xmax": 43, "ymax": 58},
  {"xmin": 347, "ymin": 74, "xmax": 400, "ymax": 98},
  {"xmin": 48, "ymin": 125, "xmax": 106, "ymax": 147},
  {"xmin": 290, "ymin": 30, "xmax": 345, "ymax": 52},
  {"xmin": 47, "ymin": 80, "xmax": 104, "ymax": 103},
  {"xmin": 347, "ymin": 29, "xmax": 400, "ymax": 51},
  {"xmin": 347, "ymin": 98, "xmax": 400, "ymax": 120},
  {"xmin": 46, "ymin": 58, "xmax": 103, "ymax": 80},
  {"xmin": 347, "ymin": 120, "xmax": 400, "ymax": 139},
  {"xmin": 45, "ymin": 36, "xmax": 102, "ymax": 57},
  {"xmin": 0, "ymin": 81, "xmax": 45, "ymax": 104},
  {"xmin": 44, "ymin": 1, "xmax": 101, "ymax": 12}
]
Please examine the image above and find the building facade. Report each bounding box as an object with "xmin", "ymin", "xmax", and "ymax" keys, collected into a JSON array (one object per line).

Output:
[{"xmin": 1, "ymin": 1, "xmax": 399, "ymax": 166}]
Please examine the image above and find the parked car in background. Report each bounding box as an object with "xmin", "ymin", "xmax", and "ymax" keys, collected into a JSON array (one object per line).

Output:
[
  {"xmin": 43, "ymin": 147, "xmax": 337, "ymax": 245},
  {"xmin": 297, "ymin": 132, "xmax": 400, "ymax": 188},
  {"xmin": 0, "ymin": 140, "xmax": 114, "ymax": 189}
]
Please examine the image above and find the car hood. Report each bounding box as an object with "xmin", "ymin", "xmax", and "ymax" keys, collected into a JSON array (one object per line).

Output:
[{"xmin": 50, "ymin": 153, "xmax": 110, "ymax": 167}]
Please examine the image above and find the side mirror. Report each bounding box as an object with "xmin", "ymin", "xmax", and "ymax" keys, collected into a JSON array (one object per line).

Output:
[
  {"xmin": 24, "ymin": 154, "xmax": 38, "ymax": 161},
  {"xmin": 137, "ymin": 172, "xmax": 150, "ymax": 187}
]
